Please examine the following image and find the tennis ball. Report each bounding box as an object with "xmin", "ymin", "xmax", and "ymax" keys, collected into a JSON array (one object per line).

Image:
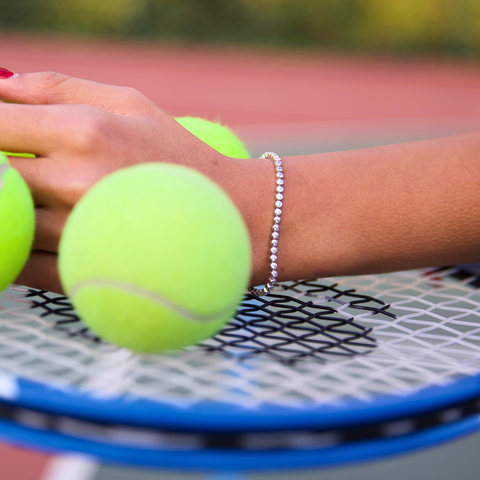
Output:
[
  {"xmin": 0, "ymin": 152, "xmax": 34, "ymax": 291},
  {"xmin": 176, "ymin": 117, "xmax": 250, "ymax": 159},
  {"xmin": 1, "ymin": 152, "xmax": 35, "ymax": 158},
  {"xmin": 59, "ymin": 163, "xmax": 251, "ymax": 353}
]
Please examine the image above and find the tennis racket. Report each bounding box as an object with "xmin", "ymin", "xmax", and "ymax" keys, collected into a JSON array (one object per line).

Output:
[{"xmin": 0, "ymin": 265, "xmax": 480, "ymax": 471}]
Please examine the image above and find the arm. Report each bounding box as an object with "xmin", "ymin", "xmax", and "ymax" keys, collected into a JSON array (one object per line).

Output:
[
  {"xmin": 0, "ymin": 72, "xmax": 479, "ymax": 292},
  {"xmin": 238, "ymin": 133, "xmax": 480, "ymax": 286}
]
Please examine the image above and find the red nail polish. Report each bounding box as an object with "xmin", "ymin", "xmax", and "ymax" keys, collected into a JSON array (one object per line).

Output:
[{"xmin": 0, "ymin": 67, "xmax": 16, "ymax": 79}]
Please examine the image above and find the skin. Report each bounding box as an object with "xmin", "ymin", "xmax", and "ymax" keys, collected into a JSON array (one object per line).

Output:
[{"xmin": 0, "ymin": 72, "xmax": 479, "ymax": 294}]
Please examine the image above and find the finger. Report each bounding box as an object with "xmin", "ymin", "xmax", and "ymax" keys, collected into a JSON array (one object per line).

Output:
[
  {"xmin": 10, "ymin": 153, "xmax": 97, "ymax": 209},
  {"xmin": 0, "ymin": 72, "xmax": 160, "ymax": 119},
  {"xmin": 34, "ymin": 207, "xmax": 65, "ymax": 253},
  {"xmin": 15, "ymin": 250, "xmax": 63, "ymax": 295},
  {"xmin": 0, "ymin": 103, "xmax": 66, "ymax": 156},
  {"xmin": 8, "ymin": 156, "xmax": 56, "ymax": 205}
]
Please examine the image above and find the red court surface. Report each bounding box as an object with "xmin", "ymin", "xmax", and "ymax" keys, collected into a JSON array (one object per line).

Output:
[
  {"xmin": 0, "ymin": 442, "xmax": 50, "ymax": 480},
  {"xmin": 1, "ymin": 34, "xmax": 480, "ymax": 479},
  {"xmin": 2, "ymin": 34, "xmax": 480, "ymax": 153}
]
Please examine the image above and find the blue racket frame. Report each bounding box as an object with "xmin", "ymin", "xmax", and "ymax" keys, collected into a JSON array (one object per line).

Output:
[
  {"xmin": 0, "ymin": 410, "xmax": 478, "ymax": 471},
  {"xmin": 2, "ymin": 373, "xmax": 480, "ymax": 432}
]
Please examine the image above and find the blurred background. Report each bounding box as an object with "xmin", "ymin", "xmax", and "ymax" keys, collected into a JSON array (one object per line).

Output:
[
  {"xmin": 2, "ymin": 0, "xmax": 480, "ymax": 158},
  {"xmin": 2, "ymin": 1, "xmax": 480, "ymax": 479},
  {"xmin": 3, "ymin": 0, "xmax": 480, "ymax": 57}
]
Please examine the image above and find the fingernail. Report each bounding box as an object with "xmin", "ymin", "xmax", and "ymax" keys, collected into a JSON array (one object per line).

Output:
[{"xmin": 0, "ymin": 68, "xmax": 17, "ymax": 79}]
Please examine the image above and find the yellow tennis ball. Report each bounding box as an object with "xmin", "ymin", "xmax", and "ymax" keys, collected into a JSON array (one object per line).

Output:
[
  {"xmin": 175, "ymin": 117, "xmax": 250, "ymax": 159},
  {"xmin": 1, "ymin": 152, "xmax": 35, "ymax": 158},
  {"xmin": 0, "ymin": 152, "xmax": 34, "ymax": 291},
  {"xmin": 59, "ymin": 163, "xmax": 251, "ymax": 353}
]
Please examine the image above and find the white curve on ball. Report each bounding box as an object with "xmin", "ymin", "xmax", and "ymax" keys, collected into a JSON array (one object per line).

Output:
[
  {"xmin": 70, "ymin": 279, "xmax": 239, "ymax": 323},
  {"xmin": 0, "ymin": 164, "xmax": 9, "ymax": 190}
]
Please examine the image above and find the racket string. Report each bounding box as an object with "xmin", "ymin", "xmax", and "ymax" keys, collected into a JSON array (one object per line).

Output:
[
  {"xmin": 27, "ymin": 282, "xmax": 383, "ymax": 364},
  {"xmin": 1, "ymin": 267, "xmax": 480, "ymax": 406}
]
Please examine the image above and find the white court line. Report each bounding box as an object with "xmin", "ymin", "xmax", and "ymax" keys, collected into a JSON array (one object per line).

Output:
[{"xmin": 40, "ymin": 455, "xmax": 99, "ymax": 480}]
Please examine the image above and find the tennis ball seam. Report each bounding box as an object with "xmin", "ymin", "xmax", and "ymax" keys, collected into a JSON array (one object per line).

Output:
[
  {"xmin": 70, "ymin": 279, "xmax": 239, "ymax": 323},
  {"xmin": 0, "ymin": 164, "xmax": 9, "ymax": 190}
]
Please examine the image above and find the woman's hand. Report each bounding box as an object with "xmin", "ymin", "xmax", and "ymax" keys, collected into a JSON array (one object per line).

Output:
[{"xmin": 0, "ymin": 72, "xmax": 242, "ymax": 293}]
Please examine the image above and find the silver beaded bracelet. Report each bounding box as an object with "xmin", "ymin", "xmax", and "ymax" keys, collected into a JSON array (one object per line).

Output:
[{"xmin": 247, "ymin": 152, "xmax": 284, "ymax": 297}]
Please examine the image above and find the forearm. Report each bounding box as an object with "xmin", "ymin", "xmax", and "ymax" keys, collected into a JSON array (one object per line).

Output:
[{"xmin": 222, "ymin": 131, "xmax": 480, "ymax": 286}]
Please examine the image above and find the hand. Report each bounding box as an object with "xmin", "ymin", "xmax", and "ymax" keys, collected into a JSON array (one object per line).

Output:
[{"xmin": 0, "ymin": 72, "xmax": 232, "ymax": 293}]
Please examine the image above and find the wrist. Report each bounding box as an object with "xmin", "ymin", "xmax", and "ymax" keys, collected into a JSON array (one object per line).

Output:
[{"xmin": 203, "ymin": 154, "xmax": 274, "ymax": 288}]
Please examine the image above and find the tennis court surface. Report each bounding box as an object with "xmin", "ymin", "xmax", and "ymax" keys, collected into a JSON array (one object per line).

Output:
[{"xmin": 3, "ymin": 34, "xmax": 480, "ymax": 154}]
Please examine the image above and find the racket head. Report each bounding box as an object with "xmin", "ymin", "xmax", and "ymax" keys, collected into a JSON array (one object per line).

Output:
[{"xmin": 0, "ymin": 267, "xmax": 480, "ymax": 442}]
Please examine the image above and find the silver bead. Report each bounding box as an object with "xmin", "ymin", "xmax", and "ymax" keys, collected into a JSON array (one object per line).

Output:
[
  {"xmin": 272, "ymin": 231, "xmax": 279, "ymax": 239},
  {"xmin": 270, "ymin": 255, "xmax": 277, "ymax": 262},
  {"xmin": 271, "ymin": 247, "xmax": 278, "ymax": 254},
  {"xmin": 271, "ymin": 262, "xmax": 278, "ymax": 270},
  {"xmin": 274, "ymin": 216, "xmax": 281, "ymax": 224},
  {"xmin": 275, "ymin": 160, "xmax": 282, "ymax": 165},
  {"xmin": 275, "ymin": 200, "xmax": 282, "ymax": 208},
  {"xmin": 275, "ymin": 208, "xmax": 282, "ymax": 215},
  {"xmin": 276, "ymin": 186, "xmax": 284, "ymax": 193},
  {"xmin": 276, "ymin": 193, "xmax": 283, "ymax": 200},
  {"xmin": 271, "ymin": 270, "xmax": 278, "ymax": 277},
  {"xmin": 276, "ymin": 166, "xmax": 283, "ymax": 172},
  {"xmin": 273, "ymin": 224, "xmax": 280, "ymax": 232},
  {"xmin": 272, "ymin": 239, "xmax": 278, "ymax": 246},
  {"xmin": 276, "ymin": 179, "xmax": 284, "ymax": 185},
  {"xmin": 276, "ymin": 172, "xmax": 284, "ymax": 178},
  {"xmin": 268, "ymin": 277, "xmax": 277, "ymax": 285}
]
